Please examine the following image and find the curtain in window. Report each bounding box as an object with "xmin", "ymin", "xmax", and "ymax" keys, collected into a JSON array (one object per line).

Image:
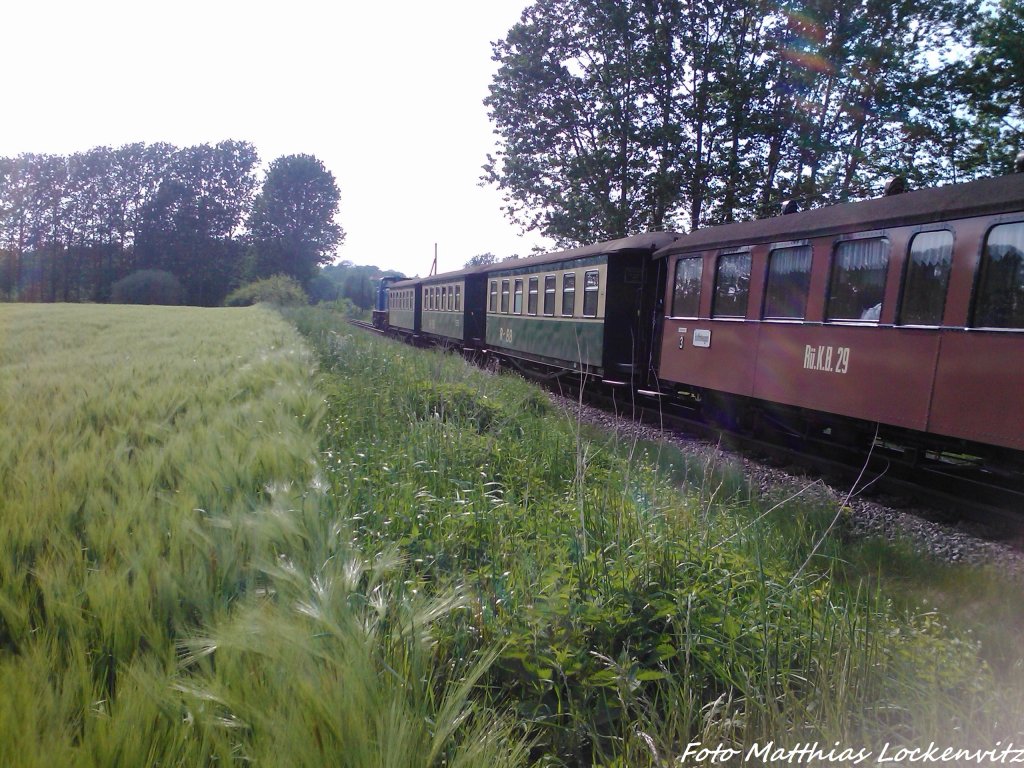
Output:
[{"xmin": 836, "ymin": 238, "xmax": 888, "ymax": 272}]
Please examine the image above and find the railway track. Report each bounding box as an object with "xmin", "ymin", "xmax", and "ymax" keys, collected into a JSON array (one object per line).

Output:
[
  {"xmin": 347, "ymin": 318, "xmax": 382, "ymax": 334},
  {"xmin": 573, "ymin": 380, "xmax": 1024, "ymax": 535}
]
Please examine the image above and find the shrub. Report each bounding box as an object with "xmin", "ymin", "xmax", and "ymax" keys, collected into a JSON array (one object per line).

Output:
[
  {"xmin": 225, "ymin": 274, "xmax": 308, "ymax": 307},
  {"xmin": 323, "ymin": 296, "xmax": 363, "ymax": 318},
  {"xmin": 110, "ymin": 269, "xmax": 183, "ymax": 305}
]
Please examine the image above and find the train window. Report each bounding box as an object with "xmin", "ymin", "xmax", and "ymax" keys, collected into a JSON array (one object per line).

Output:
[
  {"xmin": 583, "ymin": 270, "xmax": 600, "ymax": 317},
  {"xmin": 712, "ymin": 253, "xmax": 751, "ymax": 318},
  {"xmin": 764, "ymin": 245, "xmax": 812, "ymax": 319},
  {"xmin": 899, "ymin": 231, "xmax": 952, "ymax": 326},
  {"xmin": 826, "ymin": 237, "xmax": 889, "ymax": 322},
  {"xmin": 489, "ymin": 281, "xmax": 498, "ymax": 312},
  {"xmin": 513, "ymin": 279, "xmax": 524, "ymax": 314},
  {"xmin": 562, "ymin": 273, "xmax": 576, "ymax": 316},
  {"xmin": 974, "ymin": 222, "xmax": 1024, "ymax": 329},
  {"xmin": 528, "ymin": 277, "xmax": 539, "ymax": 315},
  {"xmin": 543, "ymin": 275, "xmax": 556, "ymax": 316},
  {"xmin": 671, "ymin": 257, "xmax": 702, "ymax": 317},
  {"xmin": 455, "ymin": 285, "xmax": 461, "ymax": 312},
  {"xmin": 500, "ymin": 280, "xmax": 510, "ymax": 313},
  {"xmin": 442, "ymin": 286, "xmax": 448, "ymax": 311}
]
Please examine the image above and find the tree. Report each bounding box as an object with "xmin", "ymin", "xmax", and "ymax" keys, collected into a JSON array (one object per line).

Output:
[
  {"xmin": 135, "ymin": 140, "xmax": 259, "ymax": 305},
  {"xmin": 485, "ymin": 0, "xmax": 975, "ymax": 243},
  {"xmin": 484, "ymin": 0, "xmax": 686, "ymax": 246},
  {"xmin": 957, "ymin": 0, "xmax": 1024, "ymax": 175},
  {"xmin": 0, "ymin": 155, "xmax": 35, "ymax": 299},
  {"xmin": 246, "ymin": 154, "xmax": 344, "ymax": 283},
  {"xmin": 464, "ymin": 252, "xmax": 497, "ymax": 268},
  {"xmin": 318, "ymin": 262, "xmax": 400, "ymax": 310}
]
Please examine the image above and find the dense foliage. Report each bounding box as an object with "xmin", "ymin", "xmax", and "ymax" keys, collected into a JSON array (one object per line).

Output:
[
  {"xmin": 246, "ymin": 154, "xmax": 345, "ymax": 283},
  {"xmin": 318, "ymin": 261, "xmax": 405, "ymax": 310},
  {"xmin": 290, "ymin": 309, "xmax": 1024, "ymax": 765},
  {"xmin": 485, "ymin": 0, "xmax": 1022, "ymax": 245},
  {"xmin": 224, "ymin": 274, "xmax": 310, "ymax": 307},
  {"xmin": 109, "ymin": 269, "xmax": 183, "ymax": 305},
  {"xmin": 0, "ymin": 142, "xmax": 344, "ymax": 306}
]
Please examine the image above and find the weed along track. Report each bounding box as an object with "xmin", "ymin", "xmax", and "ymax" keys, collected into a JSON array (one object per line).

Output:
[
  {"xmin": 288, "ymin": 308, "xmax": 1024, "ymax": 766},
  {"xmin": 2, "ymin": 303, "xmax": 1022, "ymax": 767}
]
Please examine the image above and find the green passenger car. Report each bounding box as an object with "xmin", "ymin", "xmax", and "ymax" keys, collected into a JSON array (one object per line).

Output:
[
  {"xmin": 387, "ymin": 279, "xmax": 421, "ymax": 337},
  {"xmin": 420, "ymin": 266, "xmax": 488, "ymax": 347},
  {"xmin": 482, "ymin": 233, "xmax": 679, "ymax": 381}
]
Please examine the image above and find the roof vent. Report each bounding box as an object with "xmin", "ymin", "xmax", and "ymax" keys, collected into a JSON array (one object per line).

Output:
[
  {"xmin": 1016, "ymin": 151, "xmax": 1024, "ymax": 173},
  {"xmin": 884, "ymin": 176, "xmax": 907, "ymax": 196},
  {"xmin": 780, "ymin": 199, "xmax": 799, "ymax": 215}
]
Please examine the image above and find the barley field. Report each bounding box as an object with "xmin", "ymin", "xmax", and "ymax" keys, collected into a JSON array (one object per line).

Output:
[{"xmin": 0, "ymin": 304, "xmax": 525, "ymax": 767}]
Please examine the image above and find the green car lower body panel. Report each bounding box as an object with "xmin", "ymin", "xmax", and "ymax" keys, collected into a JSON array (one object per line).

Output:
[
  {"xmin": 422, "ymin": 311, "xmax": 465, "ymax": 342},
  {"xmin": 486, "ymin": 315, "xmax": 604, "ymax": 369},
  {"xmin": 389, "ymin": 309, "xmax": 416, "ymax": 331}
]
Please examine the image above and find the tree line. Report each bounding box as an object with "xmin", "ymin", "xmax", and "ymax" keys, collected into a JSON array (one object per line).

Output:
[
  {"xmin": 484, "ymin": 0, "xmax": 1024, "ymax": 246},
  {"xmin": 0, "ymin": 141, "xmax": 343, "ymax": 305}
]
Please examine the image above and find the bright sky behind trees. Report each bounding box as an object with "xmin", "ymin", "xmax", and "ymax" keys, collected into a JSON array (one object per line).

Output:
[{"xmin": 1, "ymin": 0, "xmax": 551, "ymax": 277}]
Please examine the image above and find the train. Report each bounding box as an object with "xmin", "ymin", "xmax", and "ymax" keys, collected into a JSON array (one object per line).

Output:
[{"xmin": 378, "ymin": 168, "xmax": 1024, "ymax": 473}]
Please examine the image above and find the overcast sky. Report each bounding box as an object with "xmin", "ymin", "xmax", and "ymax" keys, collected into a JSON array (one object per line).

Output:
[{"xmin": 1, "ymin": 0, "xmax": 552, "ymax": 277}]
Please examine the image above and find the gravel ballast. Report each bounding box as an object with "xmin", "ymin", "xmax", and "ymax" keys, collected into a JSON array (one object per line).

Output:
[{"xmin": 550, "ymin": 392, "xmax": 1024, "ymax": 577}]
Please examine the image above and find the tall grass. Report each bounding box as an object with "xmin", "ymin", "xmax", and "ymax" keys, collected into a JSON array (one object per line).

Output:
[
  {"xmin": 291, "ymin": 306, "xmax": 1024, "ymax": 766},
  {"xmin": 2, "ymin": 302, "xmax": 1020, "ymax": 766},
  {"xmin": 0, "ymin": 304, "xmax": 530, "ymax": 767}
]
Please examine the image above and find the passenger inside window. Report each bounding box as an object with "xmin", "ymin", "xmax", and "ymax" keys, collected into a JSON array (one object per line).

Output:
[{"xmin": 827, "ymin": 238, "xmax": 889, "ymax": 322}]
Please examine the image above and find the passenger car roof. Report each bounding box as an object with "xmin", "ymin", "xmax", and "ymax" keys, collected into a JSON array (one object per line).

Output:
[
  {"xmin": 484, "ymin": 231, "xmax": 680, "ymax": 274},
  {"xmin": 655, "ymin": 173, "xmax": 1024, "ymax": 257}
]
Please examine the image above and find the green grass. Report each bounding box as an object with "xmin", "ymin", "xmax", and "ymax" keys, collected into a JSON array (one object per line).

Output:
[
  {"xmin": 291, "ymin": 306, "xmax": 1024, "ymax": 765},
  {"xmin": 2, "ymin": 302, "xmax": 1022, "ymax": 767}
]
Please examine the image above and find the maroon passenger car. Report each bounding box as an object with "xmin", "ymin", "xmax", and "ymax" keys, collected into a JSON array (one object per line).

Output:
[{"xmin": 653, "ymin": 171, "xmax": 1024, "ymax": 462}]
